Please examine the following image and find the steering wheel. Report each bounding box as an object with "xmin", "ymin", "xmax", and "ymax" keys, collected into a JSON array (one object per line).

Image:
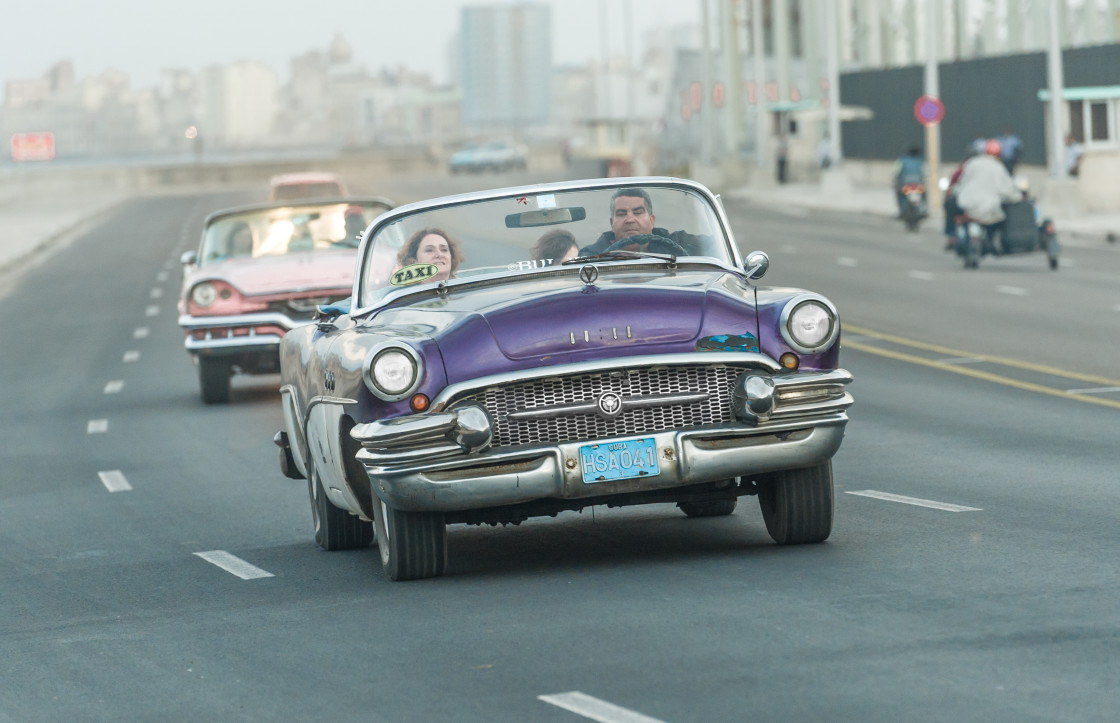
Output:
[{"xmin": 605, "ymin": 233, "xmax": 687, "ymax": 256}]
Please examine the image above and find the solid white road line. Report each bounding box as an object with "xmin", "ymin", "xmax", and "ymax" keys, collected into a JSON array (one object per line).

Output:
[
  {"xmin": 150, "ymin": 288, "xmax": 163, "ymax": 299},
  {"xmin": 123, "ymin": 350, "xmax": 140, "ymax": 362},
  {"xmin": 145, "ymin": 305, "xmax": 160, "ymax": 317},
  {"xmin": 87, "ymin": 419, "xmax": 108, "ymax": 434},
  {"xmin": 836, "ymin": 256, "xmax": 858, "ymax": 267},
  {"xmin": 103, "ymin": 380, "xmax": 124, "ymax": 394},
  {"xmin": 133, "ymin": 327, "xmax": 149, "ymax": 338},
  {"xmin": 845, "ymin": 490, "xmax": 982, "ymax": 512},
  {"xmin": 538, "ymin": 692, "xmax": 667, "ymax": 723},
  {"xmin": 98, "ymin": 470, "xmax": 132, "ymax": 493},
  {"xmin": 1067, "ymin": 386, "xmax": 1120, "ymax": 395},
  {"xmin": 908, "ymin": 270, "xmax": 934, "ymax": 280},
  {"xmin": 193, "ymin": 551, "xmax": 275, "ymax": 580},
  {"xmin": 996, "ymin": 285, "xmax": 1028, "ymax": 296}
]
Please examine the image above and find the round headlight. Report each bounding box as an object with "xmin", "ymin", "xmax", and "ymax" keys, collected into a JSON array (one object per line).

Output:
[
  {"xmin": 191, "ymin": 282, "xmax": 217, "ymax": 307},
  {"xmin": 780, "ymin": 295, "xmax": 839, "ymax": 354},
  {"xmin": 371, "ymin": 348, "xmax": 417, "ymax": 396}
]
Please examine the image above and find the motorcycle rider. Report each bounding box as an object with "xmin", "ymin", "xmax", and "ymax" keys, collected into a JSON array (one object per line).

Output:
[
  {"xmin": 893, "ymin": 146, "xmax": 925, "ymax": 217},
  {"xmin": 953, "ymin": 139, "xmax": 1020, "ymax": 254}
]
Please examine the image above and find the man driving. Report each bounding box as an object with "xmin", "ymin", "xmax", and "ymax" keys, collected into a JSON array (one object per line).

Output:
[{"xmin": 578, "ymin": 188, "xmax": 705, "ymax": 256}]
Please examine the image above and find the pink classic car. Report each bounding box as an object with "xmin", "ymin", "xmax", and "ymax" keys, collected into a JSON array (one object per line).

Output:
[{"xmin": 178, "ymin": 196, "xmax": 394, "ymax": 403}]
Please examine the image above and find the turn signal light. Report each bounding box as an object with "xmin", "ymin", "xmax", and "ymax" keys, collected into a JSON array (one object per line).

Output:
[
  {"xmin": 779, "ymin": 352, "xmax": 799, "ymax": 370},
  {"xmin": 410, "ymin": 394, "xmax": 430, "ymax": 412}
]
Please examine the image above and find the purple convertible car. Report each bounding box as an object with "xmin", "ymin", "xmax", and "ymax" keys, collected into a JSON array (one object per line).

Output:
[{"xmin": 276, "ymin": 177, "xmax": 853, "ymax": 580}]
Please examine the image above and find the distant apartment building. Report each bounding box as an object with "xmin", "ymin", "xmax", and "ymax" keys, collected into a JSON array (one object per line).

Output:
[
  {"xmin": 199, "ymin": 61, "xmax": 278, "ymax": 148},
  {"xmin": 458, "ymin": 4, "xmax": 551, "ymax": 130}
]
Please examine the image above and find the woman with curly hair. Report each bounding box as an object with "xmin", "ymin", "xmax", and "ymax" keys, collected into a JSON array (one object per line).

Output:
[{"xmin": 395, "ymin": 228, "xmax": 464, "ymax": 282}]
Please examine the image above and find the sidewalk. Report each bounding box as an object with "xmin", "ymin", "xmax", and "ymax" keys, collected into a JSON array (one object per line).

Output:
[
  {"xmin": 727, "ymin": 177, "xmax": 1120, "ymax": 245},
  {"xmin": 0, "ymin": 190, "xmax": 129, "ymax": 293}
]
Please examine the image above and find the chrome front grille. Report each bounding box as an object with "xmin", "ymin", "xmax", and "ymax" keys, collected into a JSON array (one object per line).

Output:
[{"xmin": 463, "ymin": 365, "xmax": 742, "ymax": 448}]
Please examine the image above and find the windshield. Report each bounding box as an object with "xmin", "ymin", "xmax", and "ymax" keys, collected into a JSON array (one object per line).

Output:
[
  {"xmin": 359, "ymin": 184, "xmax": 731, "ymax": 307},
  {"xmin": 199, "ymin": 199, "xmax": 392, "ymax": 266}
]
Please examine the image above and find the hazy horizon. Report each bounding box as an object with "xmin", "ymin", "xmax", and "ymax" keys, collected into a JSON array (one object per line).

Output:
[{"xmin": 1, "ymin": 0, "xmax": 699, "ymax": 94}]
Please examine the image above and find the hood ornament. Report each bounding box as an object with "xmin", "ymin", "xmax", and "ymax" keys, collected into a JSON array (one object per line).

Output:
[{"xmin": 579, "ymin": 264, "xmax": 599, "ymax": 286}]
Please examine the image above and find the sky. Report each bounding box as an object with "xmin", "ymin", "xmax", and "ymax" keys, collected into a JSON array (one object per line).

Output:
[{"xmin": 0, "ymin": 0, "xmax": 700, "ymax": 93}]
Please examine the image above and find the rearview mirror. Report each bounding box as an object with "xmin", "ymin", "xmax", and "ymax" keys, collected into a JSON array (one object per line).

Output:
[
  {"xmin": 505, "ymin": 207, "xmax": 586, "ymax": 228},
  {"xmin": 180, "ymin": 250, "xmax": 198, "ymax": 266}
]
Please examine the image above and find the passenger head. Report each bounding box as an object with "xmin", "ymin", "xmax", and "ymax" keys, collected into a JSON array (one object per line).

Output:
[
  {"xmin": 984, "ymin": 139, "xmax": 1002, "ymax": 157},
  {"xmin": 344, "ymin": 206, "xmax": 366, "ymax": 238},
  {"xmin": 609, "ymin": 188, "xmax": 655, "ymax": 240},
  {"xmin": 397, "ymin": 228, "xmax": 463, "ymax": 282},
  {"xmin": 531, "ymin": 229, "xmax": 579, "ymax": 265}
]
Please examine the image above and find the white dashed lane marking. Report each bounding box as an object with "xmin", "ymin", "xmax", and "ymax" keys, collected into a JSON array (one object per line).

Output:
[
  {"xmin": 996, "ymin": 285, "xmax": 1028, "ymax": 296},
  {"xmin": 935, "ymin": 356, "xmax": 986, "ymax": 365},
  {"xmin": 1067, "ymin": 386, "xmax": 1120, "ymax": 395},
  {"xmin": 908, "ymin": 270, "xmax": 934, "ymax": 280},
  {"xmin": 98, "ymin": 470, "xmax": 132, "ymax": 493},
  {"xmin": 150, "ymin": 288, "xmax": 163, "ymax": 299},
  {"xmin": 194, "ymin": 551, "xmax": 275, "ymax": 580},
  {"xmin": 539, "ymin": 692, "xmax": 667, "ymax": 723},
  {"xmin": 87, "ymin": 419, "xmax": 108, "ymax": 434},
  {"xmin": 103, "ymin": 380, "xmax": 124, "ymax": 394},
  {"xmin": 123, "ymin": 350, "xmax": 140, "ymax": 362},
  {"xmin": 156, "ymin": 271, "xmax": 169, "ymax": 282},
  {"xmin": 846, "ymin": 490, "xmax": 982, "ymax": 512},
  {"xmin": 836, "ymin": 256, "xmax": 858, "ymax": 267},
  {"xmin": 145, "ymin": 305, "xmax": 160, "ymax": 317},
  {"xmin": 134, "ymin": 327, "xmax": 149, "ymax": 339}
]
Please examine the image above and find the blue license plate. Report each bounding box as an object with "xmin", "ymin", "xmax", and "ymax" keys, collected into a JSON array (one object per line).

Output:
[{"xmin": 579, "ymin": 438, "xmax": 660, "ymax": 484}]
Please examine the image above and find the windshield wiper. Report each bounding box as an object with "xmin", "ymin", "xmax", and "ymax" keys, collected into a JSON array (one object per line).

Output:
[{"xmin": 563, "ymin": 250, "xmax": 677, "ymax": 265}]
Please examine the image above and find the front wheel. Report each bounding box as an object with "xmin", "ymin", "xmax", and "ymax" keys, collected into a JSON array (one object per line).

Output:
[
  {"xmin": 198, "ymin": 357, "xmax": 231, "ymax": 404},
  {"xmin": 756, "ymin": 461, "xmax": 834, "ymax": 545},
  {"xmin": 373, "ymin": 497, "xmax": 446, "ymax": 581},
  {"xmin": 308, "ymin": 461, "xmax": 373, "ymax": 551}
]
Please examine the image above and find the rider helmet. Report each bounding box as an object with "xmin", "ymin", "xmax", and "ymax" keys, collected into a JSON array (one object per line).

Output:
[{"xmin": 984, "ymin": 139, "xmax": 1002, "ymax": 157}]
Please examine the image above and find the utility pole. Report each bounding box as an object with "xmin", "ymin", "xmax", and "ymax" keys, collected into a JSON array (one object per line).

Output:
[
  {"xmin": 1047, "ymin": 0, "xmax": 1067, "ymax": 178},
  {"xmin": 925, "ymin": 0, "xmax": 942, "ymax": 213},
  {"xmin": 702, "ymin": 0, "xmax": 716, "ymax": 164},
  {"xmin": 723, "ymin": 0, "xmax": 744, "ymax": 160},
  {"xmin": 825, "ymin": 0, "xmax": 842, "ymax": 165},
  {"xmin": 752, "ymin": 0, "xmax": 767, "ymax": 169}
]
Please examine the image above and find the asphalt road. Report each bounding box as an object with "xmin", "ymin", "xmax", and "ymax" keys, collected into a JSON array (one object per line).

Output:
[{"xmin": 2, "ymin": 176, "xmax": 1119, "ymax": 722}]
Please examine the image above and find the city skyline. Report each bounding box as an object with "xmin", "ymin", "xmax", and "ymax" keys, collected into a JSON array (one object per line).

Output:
[{"xmin": 0, "ymin": 0, "xmax": 699, "ymax": 98}]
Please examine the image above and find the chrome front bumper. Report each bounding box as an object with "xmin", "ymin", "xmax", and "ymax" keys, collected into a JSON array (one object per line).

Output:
[
  {"xmin": 357, "ymin": 415, "xmax": 847, "ymax": 512},
  {"xmin": 178, "ymin": 311, "xmax": 307, "ymax": 354}
]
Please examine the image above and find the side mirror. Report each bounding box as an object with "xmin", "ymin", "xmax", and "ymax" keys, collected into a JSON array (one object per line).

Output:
[
  {"xmin": 180, "ymin": 250, "xmax": 198, "ymax": 266},
  {"xmin": 743, "ymin": 250, "xmax": 769, "ymax": 280}
]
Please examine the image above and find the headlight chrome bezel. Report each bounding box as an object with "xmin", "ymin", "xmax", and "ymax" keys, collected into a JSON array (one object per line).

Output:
[
  {"xmin": 191, "ymin": 281, "xmax": 218, "ymax": 308},
  {"xmin": 363, "ymin": 342, "xmax": 423, "ymax": 402},
  {"xmin": 779, "ymin": 293, "xmax": 840, "ymax": 354}
]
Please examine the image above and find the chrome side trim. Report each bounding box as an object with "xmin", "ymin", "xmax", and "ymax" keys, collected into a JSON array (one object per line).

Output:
[
  {"xmin": 279, "ymin": 385, "xmax": 309, "ymax": 478},
  {"xmin": 184, "ymin": 334, "xmax": 282, "ymax": 353},
  {"xmin": 507, "ymin": 391, "xmax": 710, "ymax": 421},
  {"xmin": 431, "ymin": 352, "xmax": 781, "ymax": 411}
]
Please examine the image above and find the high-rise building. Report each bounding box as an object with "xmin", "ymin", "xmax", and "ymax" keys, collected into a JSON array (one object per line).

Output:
[{"xmin": 458, "ymin": 4, "xmax": 552, "ymax": 130}]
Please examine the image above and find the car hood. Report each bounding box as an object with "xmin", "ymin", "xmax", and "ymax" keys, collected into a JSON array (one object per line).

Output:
[
  {"xmin": 194, "ymin": 250, "xmax": 357, "ymax": 296},
  {"xmin": 368, "ymin": 269, "xmax": 759, "ymax": 384}
]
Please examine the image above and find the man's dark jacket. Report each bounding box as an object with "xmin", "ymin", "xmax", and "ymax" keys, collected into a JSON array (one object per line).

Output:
[{"xmin": 578, "ymin": 227, "xmax": 705, "ymax": 256}]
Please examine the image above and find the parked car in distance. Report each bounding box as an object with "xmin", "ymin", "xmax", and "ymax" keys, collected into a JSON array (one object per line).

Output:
[
  {"xmin": 178, "ymin": 196, "xmax": 394, "ymax": 403},
  {"xmin": 448, "ymin": 139, "xmax": 528, "ymax": 174},
  {"xmin": 276, "ymin": 177, "xmax": 853, "ymax": 581},
  {"xmin": 268, "ymin": 172, "xmax": 349, "ymax": 201}
]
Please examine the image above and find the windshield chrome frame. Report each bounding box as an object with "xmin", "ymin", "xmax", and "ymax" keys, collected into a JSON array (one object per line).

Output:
[{"xmin": 350, "ymin": 176, "xmax": 742, "ymax": 316}]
